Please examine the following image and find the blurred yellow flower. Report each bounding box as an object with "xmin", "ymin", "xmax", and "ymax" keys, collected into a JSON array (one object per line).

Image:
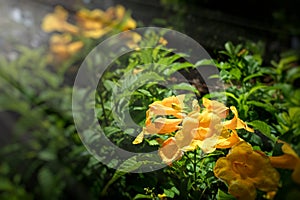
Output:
[
  {"xmin": 76, "ymin": 8, "xmax": 111, "ymax": 38},
  {"xmin": 214, "ymin": 141, "xmax": 280, "ymax": 200},
  {"xmin": 49, "ymin": 34, "xmax": 83, "ymax": 62},
  {"xmin": 42, "ymin": 5, "xmax": 137, "ymax": 63},
  {"xmin": 41, "ymin": 5, "xmax": 79, "ymax": 34},
  {"xmin": 269, "ymin": 141, "xmax": 300, "ymax": 184},
  {"xmin": 76, "ymin": 5, "xmax": 137, "ymax": 39},
  {"xmin": 124, "ymin": 32, "xmax": 142, "ymax": 50}
]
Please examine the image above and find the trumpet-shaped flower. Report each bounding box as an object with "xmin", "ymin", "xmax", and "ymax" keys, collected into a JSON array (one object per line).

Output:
[
  {"xmin": 214, "ymin": 141, "xmax": 280, "ymax": 200},
  {"xmin": 132, "ymin": 95, "xmax": 185, "ymax": 144},
  {"xmin": 41, "ymin": 5, "xmax": 79, "ymax": 34},
  {"xmin": 223, "ymin": 106, "xmax": 254, "ymax": 132},
  {"xmin": 269, "ymin": 141, "xmax": 300, "ymax": 184},
  {"xmin": 202, "ymin": 97, "xmax": 229, "ymax": 118}
]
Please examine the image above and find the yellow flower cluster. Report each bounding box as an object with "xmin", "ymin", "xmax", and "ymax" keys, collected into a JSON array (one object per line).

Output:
[
  {"xmin": 41, "ymin": 5, "xmax": 137, "ymax": 62},
  {"xmin": 133, "ymin": 95, "xmax": 254, "ymax": 164},
  {"xmin": 133, "ymin": 95, "xmax": 300, "ymax": 199}
]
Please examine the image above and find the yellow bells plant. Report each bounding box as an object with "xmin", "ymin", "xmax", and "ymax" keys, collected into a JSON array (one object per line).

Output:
[
  {"xmin": 133, "ymin": 96, "xmax": 254, "ymax": 165},
  {"xmin": 269, "ymin": 141, "xmax": 300, "ymax": 184},
  {"xmin": 214, "ymin": 141, "xmax": 280, "ymax": 200}
]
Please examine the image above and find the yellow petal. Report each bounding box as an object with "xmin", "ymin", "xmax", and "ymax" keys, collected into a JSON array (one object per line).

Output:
[
  {"xmin": 132, "ymin": 131, "xmax": 144, "ymax": 144},
  {"xmin": 292, "ymin": 159, "xmax": 300, "ymax": 184},
  {"xmin": 228, "ymin": 179, "xmax": 257, "ymax": 200},
  {"xmin": 202, "ymin": 97, "xmax": 229, "ymax": 118},
  {"xmin": 158, "ymin": 137, "xmax": 183, "ymax": 165},
  {"xmin": 216, "ymin": 129, "xmax": 242, "ymax": 149},
  {"xmin": 223, "ymin": 106, "xmax": 254, "ymax": 132},
  {"xmin": 145, "ymin": 118, "xmax": 182, "ymax": 134},
  {"xmin": 270, "ymin": 142, "xmax": 299, "ymax": 169},
  {"xmin": 147, "ymin": 95, "xmax": 185, "ymax": 119}
]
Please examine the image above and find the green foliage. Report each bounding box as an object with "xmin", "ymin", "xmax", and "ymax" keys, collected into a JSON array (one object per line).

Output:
[{"xmin": 211, "ymin": 41, "xmax": 300, "ymax": 147}]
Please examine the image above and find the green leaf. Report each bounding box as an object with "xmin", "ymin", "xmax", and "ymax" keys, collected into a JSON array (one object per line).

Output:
[
  {"xmin": 171, "ymin": 82, "xmax": 199, "ymax": 94},
  {"xmin": 247, "ymin": 100, "xmax": 277, "ymax": 113},
  {"xmin": 229, "ymin": 68, "xmax": 241, "ymax": 80},
  {"xmin": 133, "ymin": 194, "xmax": 153, "ymax": 199},
  {"xmin": 243, "ymin": 72, "xmax": 263, "ymax": 82},
  {"xmin": 137, "ymin": 89, "xmax": 153, "ymax": 97},
  {"xmin": 0, "ymin": 178, "xmax": 13, "ymax": 191},
  {"xmin": 148, "ymin": 139, "xmax": 160, "ymax": 146},
  {"xmin": 101, "ymin": 156, "xmax": 143, "ymax": 196},
  {"xmin": 248, "ymin": 120, "xmax": 277, "ymax": 143},
  {"xmin": 164, "ymin": 189, "xmax": 175, "ymax": 198},
  {"xmin": 37, "ymin": 150, "xmax": 56, "ymax": 161},
  {"xmin": 37, "ymin": 167, "xmax": 54, "ymax": 198},
  {"xmin": 216, "ymin": 189, "xmax": 236, "ymax": 200}
]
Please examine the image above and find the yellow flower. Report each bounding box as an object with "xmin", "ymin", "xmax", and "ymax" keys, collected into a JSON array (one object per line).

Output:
[
  {"xmin": 223, "ymin": 106, "xmax": 254, "ymax": 132},
  {"xmin": 214, "ymin": 141, "xmax": 280, "ymax": 200},
  {"xmin": 49, "ymin": 34, "xmax": 83, "ymax": 62},
  {"xmin": 144, "ymin": 116, "xmax": 182, "ymax": 134},
  {"xmin": 132, "ymin": 95, "xmax": 185, "ymax": 144},
  {"xmin": 41, "ymin": 5, "xmax": 79, "ymax": 34},
  {"xmin": 202, "ymin": 97, "xmax": 229, "ymax": 118},
  {"xmin": 144, "ymin": 95, "xmax": 185, "ymax": 134},
  {"xmin": 75, "ymin": 5, "xmax": 136, "ymax": 39},
  {"xmin": 158, "ymin": 137, "xmax": 184, "ymax": 165},
  {"xmin": 106, "ymin": 5, "xmax": 137, "ymax": 30},
  {"xmin": 158, "ymin": 37, "xmax": 168, "ymax": 46},
  {"xmin": 269, "ymin": 141, "xmax": 300, "ymax": 184},
  {"xmin": 124, "ymin": 32, "xmax": 142, "ymax": 50},
  {"xmin": 76, "ymin": 8, "xmax": 112, "ymax": 39},
  {"xmin": 175, "ymin": 99, "xmax": 248, "ymax": 153}
]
